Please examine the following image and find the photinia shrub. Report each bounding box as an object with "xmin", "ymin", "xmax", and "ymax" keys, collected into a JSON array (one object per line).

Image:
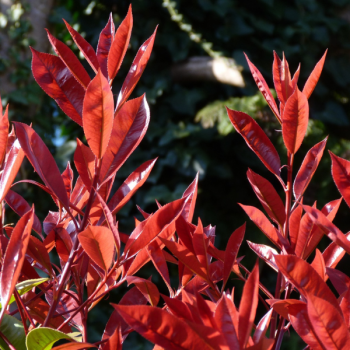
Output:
[{"xmin": 0, "ymin": 5, "xmax": 349, "ymax": 350}]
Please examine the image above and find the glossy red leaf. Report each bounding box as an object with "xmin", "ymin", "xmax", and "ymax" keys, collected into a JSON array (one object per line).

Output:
[
  {"xmin": 289, "ymin": 203, "xmax": 303, "ymax": 251},
  {"xmin": 0, "ymin": 140, "xmax": 24, "ymax": 202},
  {"xmin": 116, "ymin": 28, "xmax": 157, "ymax": 112},
  {"xmin": 222, "ymin": 223, "xmax": 245, "ymax": 291},
  {"xmin": 27, "ymin": 235, "xmax": 54, "ymax": 276},
  {"xmin": 74, "ymin": 138, "xmax": 95, "ymax": 190},
  {"xmin": 63, "ymin": 19, "xmax": 100, "ymax": 73},
  {"xmin": 238, "ymin": 260, "xmax": 259, "ymax": 348},
  {"xmin": 0, "ymin": 207, "xmax": 34, "ymax": 322},
  {"xmin": 108, "ymin": 5, "xmax": 133, "ymax": 81},
  {"xmin": 78, "ymin": 226, "xmax": 115, "ymax": 272},
  {"xmin": 247, "ymin": 241, "xmax": 278, "ymax": 272},
  {"xmin": 102, "ymin": 325, "xmax": 122, "ymax": 350},
  {"xmin": 97, "ymin": 13, "xmax": 115, "ymax": 78},
  {"xmin": 83, "ymin": 69, "xmax": 114, "ymax": 158},
  {"xmin": 147, "ymin": 240, "xmax": 172, "ymax": 295},
  {"xmin": 102, "ymin": 158, "xmax": 156, "ymax": 221},
  {"xmin": 5, "ymin": 190, "xmax": 41, "ymax": 235},
  {"xmin": 95, "ymin": 191, "xmax": 120, "ymax": 255},
  {"xmin": 112, "ymin": 305, "xmax": 219, "ymax": 350},
  {"xmin": 244, "ymin": 53, "xmax": 280, "ymax": 121},
  {"xmin": 272, "ymin": 52, "xmax": 293, "ymax": 104},
  {"xmin": 247, "ymin": 169, "xmax": 285, "ymax": 228},
  {"xmin": 14, "ymin": 122, "xmax": 70, "ymax": 208},
  {"xmin": 126, "ymin": 276, "xmax": 160, "ymax": 306},
  {"xmin": 294, "ymin": 137, "xmax": 327, "ymax": 199},
  {"xmin": 330, "ymin": 151, "xmax": 350, "ymax": 209},
  {"xmin": 61, "ymin": 162, "xmax": 73, "ymax": 199},
  {"xmin": 304, "ymin": 199, "xmax": 342, "ymax": 258},
  {"xmin": 125, "ymin": 197, "xmax": 187, "ymax": 258},
  {"xmin": 307, "ymin": 294, "xmax": 350, "ymax": 349},
  {"xmin": 282, "ymin": 88, "xmax": 309, "ymax": 154},
  {"xmin": 214, "ymin": 295, "xmax": 240, "ymax": 350},
  {"xmin": 310, "ymin": 249, "xmax": 326, "ymax": 280},
  {"xmin": 162, "ymin": 294, "xmax": 194, "ymax": 322},
  {"xmin": 239, "ymin": 204, "xmax": 281, "ymax": 248},
  {"xmin": 326, "ymin": 267, "xmax": 350, "ymax": 295},
  {"xmin": 303, "ymin": 205, "xmax": 350, "ymax": 254},
  {"xmin": 159, "ymin": 237, "xmax": 208, "ymax": 282},
  {"xmin": 275, "ymin": 255, "xmax": 341, "ymax": 314},
  {"xmin": 303, "ymin": 50, "xmax": 327, "ymax": 99},
  {"xmin": 323, "ymin": 232, "xmax": 350, "ymax": 271},
  {"xmin": 287, "ymin": 302, "xmax": 324, "ymax": 350},
  {"xmin": 227, "ymin": 109, "xmax": 281, "ymax": 176},
  {"xmin": 46, "ymin": 29, "xmax": 91, "ymax": 89},
  {"xmin": 0, "ymin": 104, "xmax": 9, "ymax": 165},
  {"xmin": 181, "ymin": 173, "xmax": 199, "ymax": 223},
  {"xmin": 101, "ymin": 95, "xmax": 150, "ymax": 182},
  {"xmin": 31, "ymin": 48, "xmax": 85, "ymax": 125},
  {"xmin": 52, "ymin": 343, "xmax": 96, "ymax": 350},
  {"xmin": 253, "ymin": 309, "xmax": 272, "ymax": 344}
]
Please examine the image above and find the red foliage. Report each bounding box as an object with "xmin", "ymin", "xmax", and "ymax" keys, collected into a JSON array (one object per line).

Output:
[{"xmin": 0, "ymin": 6, "xmax": 348, "ymax": 350}]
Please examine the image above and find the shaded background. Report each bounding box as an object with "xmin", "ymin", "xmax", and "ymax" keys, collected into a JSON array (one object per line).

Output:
[{"xmin": 2, "ymin": 0, "xmax": 350, "ymax": 348}]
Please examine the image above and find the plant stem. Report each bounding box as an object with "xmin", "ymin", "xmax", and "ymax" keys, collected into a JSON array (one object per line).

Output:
[{"xmin": 43, "ymin": 158, "xmax": 101, "ymax": 327}]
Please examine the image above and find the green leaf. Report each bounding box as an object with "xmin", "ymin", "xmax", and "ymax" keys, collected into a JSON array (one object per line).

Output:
[
  {"xmin": 0, "ymin": 278, "xmax": 48, "ymax": 309},
  {"xmin": 0, "ymin": 314, "xmax": 26, "ymax": 350},
  {"xmin": 26, "ymin": 328, "xmax": 75, "ymax": 350}
]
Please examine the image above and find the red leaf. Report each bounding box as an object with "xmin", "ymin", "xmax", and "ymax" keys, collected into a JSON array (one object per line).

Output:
[
  {"xmin": 222, "ymin": 223, "xmax": 245, "ymax": 291},
  {"xmin": 247, "ymin": 241, "xmax": 278, "ymax": 272},
  {"xmin": 108, "ymin": 5, "xmax": 133, "ymax": 81},
  {"xmin": 112, "ymin": 305, "xmax": 220, "ymax": 350},
  {"xmin": 46, "ymin": 29, "xmax": 91, "ymax": 89},
  {"xmin": 61, "ymin": 162, "xmax": 73, "ymax": 199},
  {"xmin": 0, "ymin": 140, "xmax": 24, "ymax": 203},
  {"xmin": 102, "ymin": 325, "xmax": 122, "ymax": 350},
  {"xmin": 303, "ymin": 205, "xmax": 350, "ymax": 254},
  {"xmin": 323, "ymin": 232, "xmax": 350, "ymax": 271},
  {"xmin": 102, "ymin": 158, "xmax": 156, "ymax": 220},
  {"xmin": 97, "ymin": 14, "xmax": 115, "ymax": 78},
  {"xmin": 126, "ymin": 276, "xmax": 160, "ymax": 306},
  {"xmin": 101, "ymin": 95, "xmax": 150, "ymax": 182},
  {"xmin": 52, "ymin": 343, "xmax": 96, "ymax": 350},
  {"xmin": 227, "ymin": 109, "xmax": 281, "ymax": 176},
  {"xmin": 247, "ymin": 169, "xmax": 285, "ymax": 228},
  {"xmin": 289, "ymin": 203, "xmax": 303, "ymax": 251},
  {"xmin": 181, "ymin": 173, "xmax": 199, "ymax": 223},
  {"xmin": 31, "ymin": 48, "xmax": 85, "ymax": 125},
  {"xmin": 272, "ymin": 52, "xmax": 293, "ymax": 104},
  {"xmin": 78, "ymin": 226, "xmax": 115, "ymax": 272},
  {"xmin": 253, "ymin": 309, "xmax": 273, "ymax": 344},
  {"xmin": 275, "ymin": 255, "xmax": 341, "ymax": 314},
  {"xmin": 159, "ymin": 237, "xmax": 208, "ymax": 282},
  {"xmin": 294, "ymin": 137, "xmax": 328, "ymax": 199},
  {"xmin": 330, "ymin": 151, "xmax": 350, "ymax": 209},
  {"xmin": 326, "ymin": 267, "xmax": 350, "ymax": 296},
  {"xmin": 74, "ymin": 138, "xmax": 95, "ymax": 190},
  {"xmin": 282, "ymin": 88, "xmax": 309, "ymax": 154},
  {"xmin": 307, "ymin": 294, "xmax": 350, "ymax": 349},
  {"xmin": 63, "ymin": 19, "xmax": 100, "ymax": 74},
  {"xmin": 238, "ymin": 260, "xmax": 259, "ymax": 348},
  {"xmin": 310, "ymin": 249, "xmax": 326, "ymax": 280},
  {"xmin": 304, "ymin": 199, "xmax": 342, "ymax": 258},
  {"xmin": 95, "ymin": 191, "xmax": 121, "ymax": 256},
  {"xmin": 5, "ymin": 190, "xmax": 41, "ymax": 235},
  {"xmin": 27, "ymin": 236, "xmax": 54, "ymax": 276},
  {"xmin": 244, "ymin": 53, "xmax": 280, "ymax": 121},
  {"xmin": 147, "ymin": 240, "xmax": 172, "ymax": 295},
  {"xmin": 14, "ymin": 122, "xmax": 70, "ymax": 208},
  {"xmin": 239, "ymin": 204, "xmax": 281, "ymax": 248},
  {"xmin": 303, "ymin": 50, "xmax": 327, "ymax": 99},
  {"xmin": 124, "ymin": 197, "xmax": 187, "ymax": 258},
  {"xmin": 83, "ymin": 69, "xmax": 114, "ymax": 159},
  {"xmin": 287, "ymin": 302, "xmax": 324, "ymax": 350},
  {"xmin": 116, "ymin": 28, "xmax": 157, "ymax": 112},
  {"xmin": 214, "ymin": 295, "xmax": 240, "ymax": 350},
  {"xmin": 0, "ymin": 207, "xmax": 34, "ymax": 322},
  {"xmin": 0, "ymin": 104, "xmax": 9, "ymax": 165}
]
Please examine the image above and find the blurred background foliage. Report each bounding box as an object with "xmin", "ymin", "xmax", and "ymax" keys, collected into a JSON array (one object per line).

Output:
[{"xmin": 2, "ymin": 0, "xmax": 350, "ymax": 348}]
